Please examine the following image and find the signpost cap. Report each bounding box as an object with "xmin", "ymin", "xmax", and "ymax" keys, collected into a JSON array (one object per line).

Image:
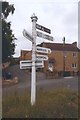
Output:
[{"xmin": 31, "ymin": 13, "xmax": 38, "ymax": 22}]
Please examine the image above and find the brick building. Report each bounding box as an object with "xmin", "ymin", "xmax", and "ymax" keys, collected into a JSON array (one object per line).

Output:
[{"xmin": 20, "ymin": 42, "xmax": 80, "ymax": 75}]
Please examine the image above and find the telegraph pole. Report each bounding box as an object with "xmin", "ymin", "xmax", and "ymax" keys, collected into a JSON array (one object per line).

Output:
[
  {"xmin": 63, "ymin": 37, "xmax": 65, "ymax": 71},
  {"xmin": 31, "ymin": 13, "xmax": 38, "ymax": 105}
]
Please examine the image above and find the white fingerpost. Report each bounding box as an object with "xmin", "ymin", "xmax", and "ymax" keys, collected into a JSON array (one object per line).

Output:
[{"xmin": 31, "ymin": 13, "xmax": 38, "ymax": 106}]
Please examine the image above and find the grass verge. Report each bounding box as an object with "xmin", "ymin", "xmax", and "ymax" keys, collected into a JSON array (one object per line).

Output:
[{"xmin": 2, "ymin": 88, "xmax": 78, "ymax": 118}]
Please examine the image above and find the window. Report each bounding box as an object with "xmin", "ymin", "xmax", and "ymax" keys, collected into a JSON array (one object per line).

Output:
[
  {"xmin": 72, "ymin": 52, "xmax": 77, "ymax": 57},
  {"xmin": 48, "ymin": 59, "xmax": 54, "ymax": 72},
  {"xmin": 48, "ymin": 60, "xmax": 53, "ymax": 68},
  {"xmin": 72, "ymin": 63, "xmax": 77, "ymax": 68}
]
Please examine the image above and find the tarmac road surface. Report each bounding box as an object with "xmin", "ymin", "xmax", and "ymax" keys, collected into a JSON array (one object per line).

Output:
[
  {"xmin": 2, "ymin": 77, "xmax": 78, "ymax": 96},
  {"xmin": 2, "ymin": 65, "xmax": 78, "ymax": 95}
]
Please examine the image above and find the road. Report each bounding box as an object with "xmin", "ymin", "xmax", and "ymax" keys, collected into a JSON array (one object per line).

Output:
[
  {"xmin": 2, "ymin": 65, "xmax": 78, "ymax": 95},
  {"xmin": 3, "ymin": 76, "xmax": 78, "ymax": 95}
]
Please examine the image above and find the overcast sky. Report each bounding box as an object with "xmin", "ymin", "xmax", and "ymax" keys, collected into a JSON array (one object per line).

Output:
[{"xmin": 6, "ymin": 0, "xmax": 79, "ymax": 57}]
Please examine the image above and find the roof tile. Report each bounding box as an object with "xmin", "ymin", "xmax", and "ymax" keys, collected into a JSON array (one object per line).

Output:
[{"xmin": 38, "ymin": 42, "xmax": 79, "ymax": 52}]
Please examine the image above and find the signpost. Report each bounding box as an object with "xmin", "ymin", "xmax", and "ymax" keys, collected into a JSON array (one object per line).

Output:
[
  {"xmin": 22, "ymin": 13, "xmax": 52, "ymax": 106},
  {"xmin": 31, "ymin": 13, "xmax": 38, "ymax": 106},
  {"xmin": 37, "ymin": 31, "xmax": 53, "ymax": 41},
  {"xmin": 20, "ymin": 60, "xmax": 44, "ymax": 69},
  {"xmin": 36, "ymin": 54, "xmax": 48, "ymax": 61},
  {"xmin": 36, "ymin": 23, "xmax": 51, "ymax": 34},
  {"xmin": 23, "ymin": 29, "xmax": 33, "ymax": 42},
  {"xmin": 36, "ymin": 46, "xmax": 51, "ymax": 54}
]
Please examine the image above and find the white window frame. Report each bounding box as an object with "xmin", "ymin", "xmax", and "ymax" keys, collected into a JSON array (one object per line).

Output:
[{"xmin": 72, "ymin": 63, "xmax": 77, "ymax": 68}]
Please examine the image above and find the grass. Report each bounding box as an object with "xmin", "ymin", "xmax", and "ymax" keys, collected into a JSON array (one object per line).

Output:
[{"xmin": 2, "ymin": 88, "xmax": 78, "ymax": 118}]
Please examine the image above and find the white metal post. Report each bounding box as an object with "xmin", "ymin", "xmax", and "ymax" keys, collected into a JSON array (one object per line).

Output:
[{"xmin": 31, "ymin": 13, "xmax": 38, "ymax": 106}]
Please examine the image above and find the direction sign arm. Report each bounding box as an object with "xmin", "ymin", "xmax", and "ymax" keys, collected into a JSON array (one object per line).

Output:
[
  {"xmin": 23, "ymin": 29, "xmax": 33, "ymax": 42},
  {"xmin": 36, "ymin": 31, "xmax": 53, "ymax": 41},
  {"xmin": 36, "ymin": 24, "xmax": 51, "ymax": 34}
]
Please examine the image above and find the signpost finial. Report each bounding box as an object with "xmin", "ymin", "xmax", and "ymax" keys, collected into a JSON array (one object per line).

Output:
[{"xmin": 31, "ymin": 13, "xmax": 38, "ymax": 22}]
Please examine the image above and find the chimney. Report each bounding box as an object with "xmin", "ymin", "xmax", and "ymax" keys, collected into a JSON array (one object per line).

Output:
[{"xmin": 72, "ymin": 42, "xmax": 77, "ymax": 47}]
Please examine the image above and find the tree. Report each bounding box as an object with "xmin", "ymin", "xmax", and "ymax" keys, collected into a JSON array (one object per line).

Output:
[{"xmin": 2, "ymin": 1, "xmax": 17, "ymax": 62}]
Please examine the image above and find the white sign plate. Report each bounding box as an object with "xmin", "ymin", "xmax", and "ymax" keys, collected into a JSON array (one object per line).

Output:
[
  {"xmin": 37, "ymin": 31, "xmax": 53, "ymax": 41},
  {"xmin": 36, "ymin": 46, "xmax": 51, "ymax": 54},
  {"xmin": 20, "ymin": 60, "xmax": 44, "ymax": 69},
  {"xmin": 23, "ymin": 29, "xmax": 33, "ymax": 42},
  {"xmin": 36, "ymin": 54, "xmax": 48, "ymax": 61}
]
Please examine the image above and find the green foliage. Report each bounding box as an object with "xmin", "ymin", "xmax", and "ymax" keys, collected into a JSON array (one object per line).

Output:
[
  {"xmin": 28, "ymin": 89, "xmax": 78, "ymax": 118},
  {"xmin": 2, "ymin": 2, "xmax": 15, "ymax": 19},
  {"xmin": 2, "ymin": 1, "xmax": 16, "ymax": 62},
  {"xmin": 2, "ymin": 88, "xmax": 78, "ymax": 118},
  {"xmin": 3, "ymin": 89, "xmax": 30, "ymax": 118}
]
